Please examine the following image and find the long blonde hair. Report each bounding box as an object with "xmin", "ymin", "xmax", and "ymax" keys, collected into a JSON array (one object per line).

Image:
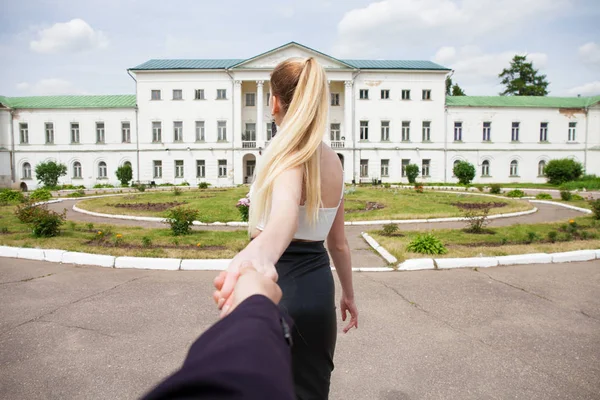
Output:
[{"xmin": 248, "ymin": 57, "xmax": 328, "ymax": 236}]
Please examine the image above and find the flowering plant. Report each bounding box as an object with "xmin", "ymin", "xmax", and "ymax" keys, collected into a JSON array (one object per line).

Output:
[{"xmin": 236, "ymin": 196, "xmax": 250, "ymax": 222}]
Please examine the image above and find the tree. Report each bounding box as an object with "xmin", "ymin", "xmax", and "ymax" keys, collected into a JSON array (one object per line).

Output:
[
  {"xmin": 35, "ymin": 161, "xmax": 67, "ymax": 188},
  {"xmin": 405, "ymin": 164, "xmax": 420, "ymax": 184},
  {"xmin": 445, "ymin": 76, "xmax": 452, "ymax": 96},
  {"xmin": 499, "ymin": 55, "xmax": 549, "ymax": 96},
  {"xmin": 446, "ymin": 76, "xmax": 466, "ymax": 96},
  {"xmin": 115, "ymin": 164, "xmax": 133, "ymax": 186},
  {"xmin": 543, "ymin": 158, "xmax": 583, "ymax": 185},
  {"xmin": 453, "ymin": 161, "xmax": 476, "ymax": 185}
]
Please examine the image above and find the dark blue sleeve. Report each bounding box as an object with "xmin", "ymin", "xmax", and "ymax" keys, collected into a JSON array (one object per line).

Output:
[{"xmin": 142, "ymin": 295, "xmax": 295, "ymax": 400}]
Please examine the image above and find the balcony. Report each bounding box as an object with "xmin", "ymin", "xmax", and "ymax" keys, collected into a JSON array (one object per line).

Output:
[
  {"xmin": 331, "ymin": 141, "xmax": 345, "ymax": 148},
  {"xmin": 242, "ymin": 141, "xmax": 256, "ymax": 149}
]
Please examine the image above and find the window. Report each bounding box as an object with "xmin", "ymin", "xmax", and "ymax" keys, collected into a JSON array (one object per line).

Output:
[
  {"xmin": 359, "ymin": 89, "xmax": 369, "ymax": 99},
  {"xmin": 217, "ymin": 89, "xmax": 227, "ymax": 100},
  {"xmin": 172, "ymin": 89, "xmax": 183, "ymax": 100},
  {"xmin": 511, "ymin": 122, "xmax": 520, "ymax": 142},
  {"xmin": 245, "ymin": 93, "xmax": 256, "ymax": 107},
  {"xmin": 360, "ymin": 159, "xmax": 369, "ymax": 177},
  {"xmin": 401, "ymin": 90, "xmax": 411, "ymax": 100},
  {"xmin": 330, "ymin": 93, "xmax": 340, "ymax": 106},
  {"xmin": 22, "ymin": 162, "xmax": 31, "ymax": 179},
  {"xmin": 151, "ymin": 90, "xmax": 161, "ymax": 100},
  {"xmin": 483, "ymin": 122, "xmax": 491, "ymax": 142},
  {"xmin": 19, "ymin": 123, "xmax": 28, "ymax": 144},
  {"xmin": 330, "ymin": 123, "xmax": 341, "ymax": 141},
  {"xmin": 360, "ymin": 121, "xmax": 369, "ymax": 140},
  {"xmin": 540, "ymin": 122, "xmax": 548, "ymax": 142},
  {"xmin": 73, "ymin": 161, "xmax": 82, "ymax": 178},
  {"xmin": 196, "ymin": 160, "xmax": 205, "ymax": 178},
  {"xmin": 482, "ymin": 160, "xmax": 490, "ymax": 177},
  {"xmin": 175, "ymin": 160, "xmax": 184, "ymax": 178},
  {"xmin": 422, "ymin": 121, "xmax": 431, "ymax": 141},
  {"xmin": 510, "ymin": 160, "xmax": 519, "ymax": 177},
  {"xmin": 152, "ymin": 121, "xmax": 162, "ymax": 142},
  {"xmin": 173, "ymin": 121, "xmax": 183, "ymax": 142},
  {"xmin": 195, "ymin": 121, "xmax": 205, "ymax": 142},
  {"xmin": 381, "ymin": 159, "xmax": 389, "ymax": 177},
  {"xmin": 218, "ymin": 160, "xmax": 227, "ymax": 177},
  {"xmin": 401, "ymin": 159, "xmax": 410, "ymax": 177},
  {"xmin": 422, "ymin": 159, "xmax": 431, "ymax": 177},
  {"xmin": 45, "ymin": 123, "xmax": 54, "ymax": 144},
  {"xmin": 422, "ymin": 90, "xmax": 431, "ymax": 100},
  {"xmin": 96, "ymin": 122, "xmax": 105, "ymax": 143},
  {"xmin": 538, "ymin": 160, "xmax": 546, "ymax": 177},
  {"xmin": 266, "ymin": 92, "xmax": 270, "ymax": 106},
  {"xmin": 381, "ymin": 121, "xmax": 390, "ymax": 141},
  {"xmin": 153, "ymin": 160, "xmax": 162, "ymax": 178},
  {"xmin": 122, "ymin": 122, "xmax": 131, "ymax": 143},
  {"xmin": 243, "ymin": 123, "xmax": 256, "ymax": 142},
  {"xmin": 98, "ymin": 161, "xmax": 107, "ymax": 178},
  {"xmin": 568, "ymin": 122, "xmax": 577, "ymax": 142},
  {"xmin": 381, "ymin": 90, "xmax": 390, "ymax": 99},
  {"xmin": 194, "ymin": 89, "xmax": 205, "ymax": 100},
  {"xmin": 266, "ymin": 122, "xmax": 273, "ymax": 141},
  {"xmin": 217, "ymin": 121, "xmax": 227, "ymax": 141},
  {"xmin": 454, "ymin": 122, "xmax": 462, "ymax": 141},
  {"xmin": 402, "ymin": 121, "xmax": 410, "ymax": 142},
  {"xmin": 71, "ymin": 123, "xmax": 80, "ymax": 143}
]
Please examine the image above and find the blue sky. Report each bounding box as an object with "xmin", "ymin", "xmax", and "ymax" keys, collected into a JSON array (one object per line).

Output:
[{"xmin": 1, "ymin": 0, "xmax": 599, "ymax": 97}]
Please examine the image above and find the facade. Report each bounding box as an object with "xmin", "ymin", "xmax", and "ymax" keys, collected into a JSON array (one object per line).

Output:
[{"xmin": 1, "ymin": 42, "xmax": 599, "ymax": 190}]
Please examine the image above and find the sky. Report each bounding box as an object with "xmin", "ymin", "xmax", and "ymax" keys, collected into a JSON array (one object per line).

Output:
[{"xmin": 1, "ymin": 0, "xmax": 599, "ymax": 97}]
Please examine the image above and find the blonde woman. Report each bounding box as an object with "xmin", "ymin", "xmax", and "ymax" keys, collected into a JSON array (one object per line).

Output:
[{"xmin": 214, "ymin": 57, "xmax": 358, "ymax": 399}]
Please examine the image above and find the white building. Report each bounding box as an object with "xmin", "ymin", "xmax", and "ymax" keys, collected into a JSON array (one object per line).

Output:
[{"xmin": 1, "ymin": 42, "xmax": 599, "ymax": 190}]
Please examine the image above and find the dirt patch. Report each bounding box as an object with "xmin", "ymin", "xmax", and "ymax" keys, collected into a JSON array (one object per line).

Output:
[
  {"xmin": 346, "ymin": 201, "xmax": 386, "ymax": 213},
  {"xmin": 107, "ymin": 201, "xmax": 187, "ymax": 212},
  {"xmin": 452, "ymin": 202, "xmax": 507, "ymax": 210}
]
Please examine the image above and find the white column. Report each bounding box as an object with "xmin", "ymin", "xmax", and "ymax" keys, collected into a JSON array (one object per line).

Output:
[
  {"xmin": 233, "ymin": 80, "xmax": 242, "ymax": 145},
  {"xmin": 344, "ymin": 80, "xmax": 353, "ymax": 144},
  {"xmin": 256, "ymin": 80, "xmax": 264, "ymax": 147}
]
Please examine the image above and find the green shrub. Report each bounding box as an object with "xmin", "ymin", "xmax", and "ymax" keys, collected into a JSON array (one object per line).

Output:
[
  {"xmin": 134, "ymin": 184, "xmax": 147, "ymax": 192},
  {"xmin": 61, "ymin": 184, "xmax": 85, "ymax": 190},
  {"xmin": 29, "ymin": 188, "xmax": 52, "ymax": 202},
  {"xmin": 382, "ymin": 223, "xmax": 399, "ymax": 236},
  {"xmin": 115, "ymin": 164, "xmax": 133, "ymax": 186},
  {"xmin": 0, "ymin": 189, "xmax": 25, "ymax": 204},
  {"xmin": 560, "ymin": 190, "xmax": 572, "ymax": 201},
  {"xmin": 67, "ymin": 190, "xmax": 85, "ymax": 198},
  {"xmin": 406, "ymin": 233, "xmax": 448, "ymax": 255},
  {"xmin": 198, "ymin": 182, "xmax": 210, "ymax": 189},
  {"xmin": 371, "ymin": 178, "xmax": 380, "ymax": 186},
  {"xmin": 172, "ymin": 187, "xmax": 182, "ymax": 196},
  {"xmin": 544, "ymin": 158, "xmax": 583, "ymax": 184},
  {"xmin": 506, "ymin": 189, "xmax": 525, "ymax": 198},
  {"xmin": 158, "ymin": 183, "xmax": 174, "ymax": 187},
  {"xmin": 463, "ymin": 204, "xmax": 491, "ymax": 233},
  {"xmin": 165, "ymin": 206, "xmax": 200, "ymax": 235},
  {"xmin": 571, "ymin": 194, "xmax": 584, "ymax": 201},
  {"xmin": 15, "ymin": 203, "xmax": 66, "ymax": 237},
  {"xmin": 93, "ymin": 183, "xmax": 114, "ymax": 189},
  {"xmin": 141, "ymin": 236, "xmax": 152, "ymax": 247},
  {"xmin": 405, "ymin": 164, "xmax": 420, "ymax": 184},
  {"xmin": 383, "ymin": 183, "xmax": 391, "ymax": 189},
  {"xmin": 535, "ymin": 193, "xmax": 553, "ymax": 200},
  {"xmin": 179, "ymin": 181, "xmax": 190, "ymax": 186},
  {"xmin": 453, "ymin": 161, "xmax": 476, "ymax": 185},
  {"xmin": 489, "ymin": 184, "xmax": 502, "ymax": 194},
  {"xmin": 589, "ymin": 199, "xmax": 600, "ymax": 220},
  {"xmin": 526, "ymin": 231, "xmax": 540, "ymax": 243},
  {"xmin": 547, "ymin": 231, "xmax": 558, "ymax": 243},
  {"xmin": 35, "ymin": 161, "xmax": 67, "ymax": 188}
]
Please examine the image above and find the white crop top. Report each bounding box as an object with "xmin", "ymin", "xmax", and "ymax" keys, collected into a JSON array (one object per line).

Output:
[{"xmin": 254, "ymin": 181, "xmax": 344, "ymax": 241}]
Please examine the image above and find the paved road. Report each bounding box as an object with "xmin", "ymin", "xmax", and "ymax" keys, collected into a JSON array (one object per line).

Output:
[{"xmin": 1, "ymin": 258, "xmax": 598, "ymax": 399}]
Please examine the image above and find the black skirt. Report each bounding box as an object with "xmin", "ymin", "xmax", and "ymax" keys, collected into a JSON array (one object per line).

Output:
[{"xmin": 276, "ymin": 241, "xmax": 337, "ymax": 400}]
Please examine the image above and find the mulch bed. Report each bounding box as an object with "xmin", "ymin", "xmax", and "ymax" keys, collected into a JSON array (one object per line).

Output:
[
  {"xmin": 452, "ymin": 202, "xmax": 507, "ymax": 210},
  {"xmin": 346, "ymin": 201, "xmax": 386, "ymax": 213},
  {"xmin": 107, "ymin": 201, "xmax": 187, "ymax": 212}
]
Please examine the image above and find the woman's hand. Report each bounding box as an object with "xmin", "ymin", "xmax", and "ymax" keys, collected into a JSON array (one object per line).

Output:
[{"xmin": 340, "ymin": 293, "xmax": 358, "ymax": 333}]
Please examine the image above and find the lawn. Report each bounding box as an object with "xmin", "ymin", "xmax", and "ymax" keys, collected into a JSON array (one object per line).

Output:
[
  {"xmin": 370, "ymin": 216, "xmax": 600, "ymax": 263},
  {"xmin": 76, "ymin": 186, "xmax": 532, "ymax": 222},
  {"xmin": 0, "ymin": 205, "xmax": 248, "ymax": 259}
]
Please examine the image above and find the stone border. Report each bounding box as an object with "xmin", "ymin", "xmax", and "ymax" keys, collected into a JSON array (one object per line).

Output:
[
  {"xmin": 361, "ymin": 233, "xmax": 398, "ymax": 264},
  {"xmin": 529, "ymin": 200, "xmax": 592, "ymax": 214}
]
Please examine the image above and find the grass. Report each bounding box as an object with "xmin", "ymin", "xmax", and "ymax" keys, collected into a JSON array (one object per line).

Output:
[
  {"xmin": 0, "ymin": 205, "xmax": 248, "ymax": 259},
  {"xmin": 370, "ymin": 216, "xmax": 600, "ymax": 262},
  {"xmin": 401, "ymin": 182, "xmax": 560, "ymax": 189},
  {"xmin": 77, "ymin": 187, "xmax": 532, "ymax": 222}
]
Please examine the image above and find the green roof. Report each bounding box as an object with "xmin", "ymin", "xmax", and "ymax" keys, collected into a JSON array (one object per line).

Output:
[
  {"xmin": 0, "ymin": 95, "xmax": 136, "ymax": 109},
  {"xmin": 131, "ymin": 59, "xmax": 243, "ymax": 70},
  {"xmin": 446, "ymin": 95, "xmax": 600, "ymax": 109},
  {"xmin": 343, "ymin": 59, "xmax": 449, "ymax": 70}
]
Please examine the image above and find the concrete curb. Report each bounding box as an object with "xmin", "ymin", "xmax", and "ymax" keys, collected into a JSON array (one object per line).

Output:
[
  {"xmin": 62, "ymin": 251, "xmax": 115, "ymax": 268},
  {"xmin": 398, "ymin": 258, "xmax": 436, "ymax": 271},
  {"xmin": 529, "ymin": 200, "xmax": 592, "ymax": 214},
  {"xmin": 361, "ymin": 232, "xmax": 398, "ymax": 264},
  {"xmin": 115, "ymin": 256, "xmax": 181, "ymax": 270}
]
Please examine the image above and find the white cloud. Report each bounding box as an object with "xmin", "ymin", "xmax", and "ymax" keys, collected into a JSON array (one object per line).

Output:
[
  {"xmin": 568, "ymin": 81, "xmax": 600, "ymax": 96},
  {"xmin": 579, "ymin": 42, "xmax": 600, "ymax": 66},
  {"xmin": 15, "ymin": 79, "xmax": 85, "ymax": 95},
  {"xmin": 30, "ymin": 18, "xmax": 108, "ymax": 54},
  {"xmin": 334, "ymin": 0, "xmax": 571, "ymax": 57},
  {"xmin": 278, "ymin": 6, "xmax": 295, "ymax": 18}
]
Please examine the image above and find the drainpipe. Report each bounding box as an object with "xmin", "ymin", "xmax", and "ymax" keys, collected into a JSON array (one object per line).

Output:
[
  {"xmin": 127, "ymin": 70, "xmax": 141, "ymax": 183},
  {"xmin": 351, "ymin": 69, "xmax": 360, "ymax": 183},
  {"xmin": 226, "ymin": 69, "xmax": 236, "ymax": 186},
  {"xmin": 9, "ymin": 109, "xmax": 15, "ymax": 185},
  {"xmin": 443, "ymin": 106, "xmax": 448, "ymax": 183}
]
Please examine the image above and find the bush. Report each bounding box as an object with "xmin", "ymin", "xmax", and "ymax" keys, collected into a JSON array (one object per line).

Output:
[
  {"xmin": 93, "ymin": 183, "xmax": 114, "ymax": 189},
  {"xmin": 0, "ymin": 189, "xmax": 25, "ymax": 204},
  {"xmin": 133, "ymin": 183, "xmax": 147, "ymax": 192},
  {"xmin": 547, "ymin": 231, "xmax": 558, "ymax": 243},
  {"xmin": 383, "ymin": 183, "xmax": 391, "ymax": 189},
  {"xmin": 165, "ymin": 206, "xmax": 199, "ymax": 235},
  {"xmin": 141, "ymin": 236, "xmax": 152, "ymax": 247},
  {"xmin": 526, "ymin": 231, "xmax": 540, "ymax": 243},
  {"xmin": 198, "ymin": 182, "xmax": 210, "ymax": 189},
  {"xmin": 15, "ymin": 203, "xmax": 66, "ymax": 237},
  {"xmin": 463, "ymin": 204, "xmax": 491, "ymax": 233},
  {"xmin": 67, "ymin": 190, "xmax": 85, "ymax": 198},
  {"xmin": 115, "ymin": 164, "xmax": 133, "ymax": 186},
  {"xmin": 560, "ymin": 190, "xmax": 572, "ymax": 201},
  {"xmin": 407, "ymin": 233, "xmax": 448, "ymax": 255},
  {"xmin": 589, "ymin": 199, "xmax": 600, "ymax": 220},
  {"xmin": 571, "ymin": 194, "xmax": 584, "ymax": 201},
  {"xmin": 506, "ymin": 189, "xmax": 525, "ymax": 198},
  {"xmin": 414, "ymin": 184, "xmax": 424, "ymax": 194},
  {"xmin": 61, "ymin": 184, "xmax": 85, "ymax": 190},
  {"xmin": 489, "ymin": 184, "xmax": 502, "ymax": 194},
  {"xmin": 405, "ymin": 164, "xmax": 420, "ymax": 184},
  {"xmin": 236, "ymin": 197, "xmax": 250, "ymax": 222},
  {"xmin": 159, "ymin": 183, "xmax": 174, "ymax": 187},
  {"xmin": 382, "ymin": 223, "xmax": 399, "ymax": 236},
  {"xmin": 35, "ymin": 161, "xmax": 67, "ymax": 188},
  {"xmin": 173, "ymin": 187, "xmax": 182, "ymax": 196},
  {"xmin": 544, "ymin": 158, "xmax": 583, "ymax": 185},
  {"xmin": 535, "ymin": 193, "xmax": 553, "ymax": 200},
  {"xmin": 453, "ymin": 161, "xmax": 476, "ymax": 185},
  {"xmin": 29, "ymin": 188, "xmax": 52, "ymax": 202},
  {"xmin": 179, "ymin": 181, "xmax": 190, "ymax": 186}
]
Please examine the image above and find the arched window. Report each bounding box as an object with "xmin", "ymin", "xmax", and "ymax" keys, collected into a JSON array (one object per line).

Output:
[
  {"xmin": 538, "ymin": 160, "xmax": 546, "ymax": 177},
  {"xmin": 510, "ymin": 160, "xmax": 519, "ymax": 177},
  {"xmin": 481, "ymin": 160, "xmax": 490, "ymax": 177},
  {"xmin": 73, "ymin": 162, "xmax": 82, "ymax": 178},
  {"xmin": 98, "ymin": 161, "xmax": 107, "ymax": 178},
  {"xmin": 22, "ymin": 163, "xmax": 32, "ymax": 179}
]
